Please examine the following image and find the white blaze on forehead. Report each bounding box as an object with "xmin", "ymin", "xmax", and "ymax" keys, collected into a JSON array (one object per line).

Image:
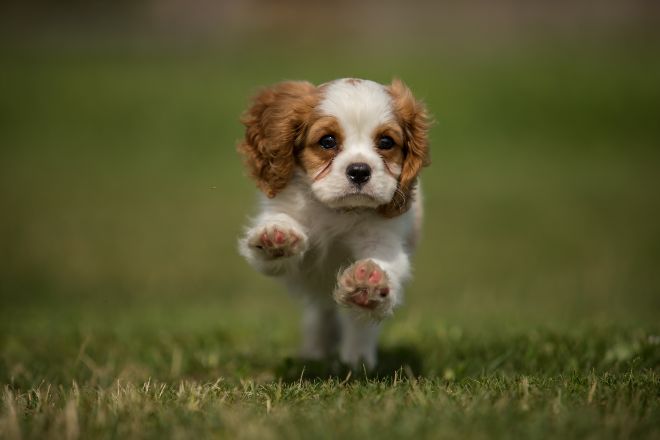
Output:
[{"xmin": 318, "ymin": 79, "xmax": 394, "ymax": 139}]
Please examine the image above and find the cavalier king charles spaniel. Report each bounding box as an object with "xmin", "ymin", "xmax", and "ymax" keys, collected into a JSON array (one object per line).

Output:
[{"xmin": 238, "ymin": 78, "xmax": 430, "ymax": 368}]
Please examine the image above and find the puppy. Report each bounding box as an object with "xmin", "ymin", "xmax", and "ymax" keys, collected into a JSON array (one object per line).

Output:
[{"xmin": 237, "ymin": 78, "xmax": 430, "ymax": 368}]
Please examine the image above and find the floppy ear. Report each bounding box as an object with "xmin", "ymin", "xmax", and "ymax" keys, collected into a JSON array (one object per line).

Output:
[
  {"xmin": 238, "ymin": 81, "xmax": 317, "ymax": 197},
  {"xmin": 379, "ymin": 78, "xmax": 431, "ymax": 217}
]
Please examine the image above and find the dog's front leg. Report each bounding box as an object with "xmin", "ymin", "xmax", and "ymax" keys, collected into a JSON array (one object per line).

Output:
[
  {"xmin": 333, "ymin": 233, "xmax": 410, "ymax": 319},
  {"xmin": 238, "ymin": 213, "xmax": 309, "ymax": 276},
  {"xmin": 333, "ymin": 228, "xmax": 411, "ymax": 368}
]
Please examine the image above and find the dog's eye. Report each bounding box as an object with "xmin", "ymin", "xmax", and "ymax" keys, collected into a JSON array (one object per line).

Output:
[
  {"xmin": 319, "ymin": 135, "xmax": 337, "ymax": 149},
  {"xmin": 377, "ymin": 136, "xmax": 395, "ymax": 150}
]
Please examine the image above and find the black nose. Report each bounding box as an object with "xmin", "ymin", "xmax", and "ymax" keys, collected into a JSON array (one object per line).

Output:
[{"xmin": 346, "ymin": 163, "xmax": 371, "ymax": 185}]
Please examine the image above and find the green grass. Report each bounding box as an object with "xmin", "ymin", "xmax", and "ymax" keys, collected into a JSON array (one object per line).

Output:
[
  {"xmin": 1, "ymin": 321, "xmax": 659, "ymax": 438},
  {"xmin": 1, "ymin": 38, "xmax": 660, "ymax": 438}
]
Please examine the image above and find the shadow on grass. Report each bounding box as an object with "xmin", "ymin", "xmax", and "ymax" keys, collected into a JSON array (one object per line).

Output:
[{"xmin": 275, "ymin": 345, "xmax": 423, "ymax": 382}]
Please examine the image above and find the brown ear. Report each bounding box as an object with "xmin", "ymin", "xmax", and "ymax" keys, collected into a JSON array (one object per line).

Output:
[
  {"xmin": 379, "ymin": 78, "xmax": 431, "ymax": 217},
  {"xmin": 238, "ymin": 81, "xmax": 317, "ymax": 197}
]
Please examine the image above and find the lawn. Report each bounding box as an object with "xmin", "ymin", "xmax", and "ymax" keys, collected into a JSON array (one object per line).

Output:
[{"xmin": 1, "ymin": 37, "xmax": 659, "ymax": 438}]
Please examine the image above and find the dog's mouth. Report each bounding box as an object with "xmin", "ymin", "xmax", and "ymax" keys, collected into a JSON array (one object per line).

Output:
[
  {"xmin": 343, "ymin": 191, "xmax": 376, "ymax": 200},
  {"xmin": 326, "ymin": 191, "xmax": 381, "ymax": 209}
]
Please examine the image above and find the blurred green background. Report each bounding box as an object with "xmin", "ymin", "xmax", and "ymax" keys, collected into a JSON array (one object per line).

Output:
[{"xmin": 1, "ymin": 0, "xmax": 659, "ymax": 337}]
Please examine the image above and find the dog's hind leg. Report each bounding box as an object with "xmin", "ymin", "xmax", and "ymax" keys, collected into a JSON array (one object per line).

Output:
[{"xmin": 299, "ymin": 300, "xmax": 340, "ymax": 361}]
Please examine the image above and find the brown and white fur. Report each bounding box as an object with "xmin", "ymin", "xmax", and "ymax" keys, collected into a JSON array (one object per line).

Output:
[{"xmin": 237, "ymin": 78, "xmax": 430, "ymax": 369}]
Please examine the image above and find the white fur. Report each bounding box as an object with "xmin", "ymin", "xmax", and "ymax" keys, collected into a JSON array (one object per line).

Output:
[{"xmin": 238, "ymin": 79, "xmax": 419, "ymax": 369}]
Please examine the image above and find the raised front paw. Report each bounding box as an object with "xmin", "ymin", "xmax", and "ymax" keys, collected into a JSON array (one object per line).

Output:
[
  {"xmin": 334, "ymin": 259, "xmax": 392, "ymax": 317},
  {"xmin": 246, "ymin": 224, "xmax": 307, "ymax": 260}
]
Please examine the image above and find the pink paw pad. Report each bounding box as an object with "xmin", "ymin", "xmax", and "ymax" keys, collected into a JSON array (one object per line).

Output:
[
  {"xmin": 250, "ymin": 225, "xmax": 304, "ymax": 259},
  {"xmin": 260, "ymin": 232, "xmax": 273, "ymax": 247},
  {"xmin": 334, "ymin": 259, "xmax": 391, "ymax": 311},
  {"xmin": 368, "ymin": 270, "xmax": 382, "ymax": 283},
  {"xmin": 355, "ymin": 264, "xmax": 368, "ymax": 280}
]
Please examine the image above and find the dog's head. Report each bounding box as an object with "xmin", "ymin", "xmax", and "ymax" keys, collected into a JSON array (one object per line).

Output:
[{"xmin": 238, "ymin": 78, "xmax": 430, "ymax": 217}]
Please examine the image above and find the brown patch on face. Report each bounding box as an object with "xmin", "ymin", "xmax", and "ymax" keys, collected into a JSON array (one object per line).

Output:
[
  {"xmin": 378, "ymin": 78, "xmax": 431, "ymax": 217},
  {"xmin": 298, "ymin": 116, "xmax": 343, "ymax": 181},
  {"xmin": 345, "ymin": 78, "xmax": 363, "ymax": 86},
  {"xmin": 238, "ymin": 81, "xmax": 319, "ymax": 197},
  {"xmin": 373, "ymin": 122, "xmax": 405, "ymax": 177}
]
